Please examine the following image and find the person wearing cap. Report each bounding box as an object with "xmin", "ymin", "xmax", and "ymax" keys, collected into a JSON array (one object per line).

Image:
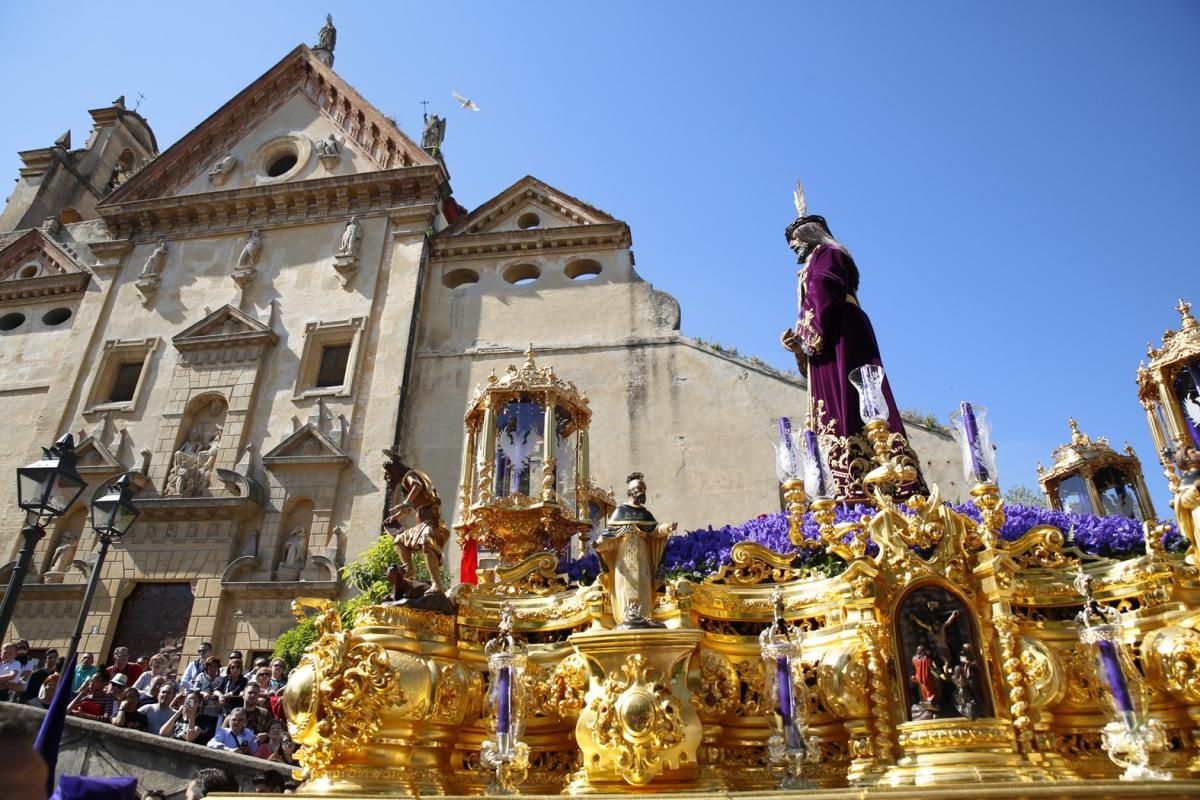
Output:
[{"xmin": 180, "ymin": 643, "xmax": 212, "ymax": 691}]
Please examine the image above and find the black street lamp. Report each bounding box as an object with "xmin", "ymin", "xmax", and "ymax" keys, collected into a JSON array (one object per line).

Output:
[
  {"xmin": 0, "ymin": 434, "xmax": 87, "ymax": 640},
  {"xmin": 63, "ymin": 473, "xmax": 141, "ymax": 671}
]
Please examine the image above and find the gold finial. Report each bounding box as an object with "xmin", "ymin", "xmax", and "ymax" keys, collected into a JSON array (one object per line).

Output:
[
  {"xmin": 1068, "ymin": 417, "xmax": 1080, "ymax": 435},
  {"xmin": 1036, "ymin": 462, "xmax": 1045, "ymax": 474},
  {"xmin": 1147, "ymin": 341, "xmax": 1155, "ymax": 357},
  {"xmin": 523, "ymin": 343, "xmax": 536, "ymax": 369},
  {"xmin": 1178, "ymin": 298, "xmax": 1196, "ymax": 330}
]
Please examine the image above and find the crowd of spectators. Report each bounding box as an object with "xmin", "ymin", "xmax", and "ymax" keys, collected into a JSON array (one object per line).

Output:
[{"xmin": 1, "ymin": 638, "xmax": 300, "ymax": 774}]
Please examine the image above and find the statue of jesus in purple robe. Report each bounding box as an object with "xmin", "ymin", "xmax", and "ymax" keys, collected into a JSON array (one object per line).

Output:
[{"xmin": 780, "ymin": 192, "xmax": 924, "ymax": 499}]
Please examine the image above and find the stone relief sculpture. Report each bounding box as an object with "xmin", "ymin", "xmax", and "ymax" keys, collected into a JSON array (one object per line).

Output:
[
  {"xmin": 207, "ymin": 154, "xmax": 237, "ymax": 186},
  {"xmin": 236, "ymin": 229, "xmax": 263, "ymax": 269},
  {"xmin": 44, "ymin": 532, "xmax": 80, "ymax": 583},
  {"xmin": 165, "ymin": 424, "xmax": 222, "ymax": 497},
  {"xmin": 140, "ymin": 241, "xmax": 168, "ymax": 278},
  {"xmin": 337, "ymin": 216, "xmax": 361, "ymax": 258},
  {"xmin": 593, "ymin": 471, "xmax": 676, "ymax": 628},
  {"xmin": 313, "ymin": 14, "xmax": 336, "ymax": 65},
  {"xmin": 421, "ymin": 113, "xmax": 446, "ymax": 151},
  {"xmin": 314, "ymin": 134, "xmax": 341, "ymax": 160},
  {"xmin": 281, "ymin": 526, "xmax": 308, "ymax": 568}
]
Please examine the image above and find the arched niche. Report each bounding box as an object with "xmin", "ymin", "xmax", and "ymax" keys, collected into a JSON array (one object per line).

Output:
[
  {"xmin": 276, "ymin": 498, "xmax": 314, "ymax": 578},
  {"xmin": 164, "ymin": 393, "xmax": 227, "ymax": 497},
  {"xmin": 893, "ymin": 583, "xmax": 993, "ymax": 722}
]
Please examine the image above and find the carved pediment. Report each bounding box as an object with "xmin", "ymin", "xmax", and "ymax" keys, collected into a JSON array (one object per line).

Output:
[
  {"xmin": 73, "ymin": 435, "xmax": 124, "ymax": 474},
  {"xmin": 0, "ymin": 228, "xmax": 90, "ymax": 304},
  {"xmin": 441, "ymin": 175, "xmax": 620, "ymax": 237},
  {"xmin": 262, "ymin": 423, "xmax": 350, "ymax": 468},
  {"xmin": 173, "ymin": 304, "xmax": 278, "ymax": 352},
  {"xmin": 99, "ymin": 46, "xmax": 434, "ymax": 208}
]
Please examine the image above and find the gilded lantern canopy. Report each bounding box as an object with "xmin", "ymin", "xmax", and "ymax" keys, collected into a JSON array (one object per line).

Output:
[
  {"xmin": 1137, "ymin": 299, "xmax": 1200, "ymax": 492},
  {"xmin": 455, "ymin": 346, "xmax": 595, "ymax": 565},
  {"xmin": 1037, "ymin": 418, "xmax": 1154, "ymax": 519}
]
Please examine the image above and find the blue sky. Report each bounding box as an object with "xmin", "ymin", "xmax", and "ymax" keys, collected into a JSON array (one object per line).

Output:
[{"xmin": 2, "ymin": 1, "xmax": 1197, "ymax": 513}]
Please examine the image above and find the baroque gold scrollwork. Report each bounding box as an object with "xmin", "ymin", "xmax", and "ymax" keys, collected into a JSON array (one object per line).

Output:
[
  {"xmin": 1144, "ymin": 625, "xmax": 1200, "ymax": 704},
  {"xmin": 589, "ymin": 654, "xmax": 688, "ymax": 786},
  {"xmin": 691, "ymin": 650, "xmax": 739, "ymax": 718},
  {"xmin": 286, "ymin": 598, "xmax": 396, "ymax": 782}
]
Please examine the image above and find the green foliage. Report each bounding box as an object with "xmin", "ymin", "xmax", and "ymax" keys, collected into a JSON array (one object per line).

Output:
[
  {"xmin": 1004, "ymin": 484, "xmax": 1049, "ymax": 509},
  {"xmin": 271, "ymin": 534, "xmax": 406, "ymax": 669},
  {"xmin": 900, "ymin": 407, "xmax": 949, "ymax": 434}
]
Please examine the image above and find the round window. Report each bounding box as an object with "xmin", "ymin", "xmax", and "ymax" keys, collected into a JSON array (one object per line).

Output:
[
  {"xmin": 502, "ymin": 263, "xmax": 540, "ymax": 286},
  {"xmin": 565, "ymin": 259, "xmax": 602, "ymax": 280},
  {"xmin": 442, "ymin": 268, "xmax": 480, "ymax": 289},
  {"xmin": 0, "ymin": 312, "xmax": 26, "ymax": 331},
  {"xmin": 18, "ymin": 264, "xmax": 38, "ymax": 279},
  {"xmin": 267, "ymin": 152, "xmax": 299, "ymax": 177},
  {"xmin": 42, "ymin": 307, "xmax": 72, "ymax": 326},
  {"xmin": 517, "ymin": 212, "xmax": 541, "ymax": 230}
]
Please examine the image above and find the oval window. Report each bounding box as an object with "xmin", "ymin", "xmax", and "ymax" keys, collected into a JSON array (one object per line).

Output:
[
  {"xmin": 516, "ymin": 212, "xmax": 541, "ymax": 230},
  {"xmin": 565, "ymin": 259, "xmax": 602, "ymax": 280},
  {"xmin": 267, "ymin": 152, "xmax": 298, "ymax": 177},
  {"xmin": 502, "ymin": 263, "xmax": 540, "ymax": 286},
  {"xmin": 42, "ymin": 307, "xmax": 73, "ymax": 326},
  {"xmin": 0, "ymin": 312, "xmax": 26, "ymax": 331},
  {"xmin": 443, "ymin": 268, "xmax": 480, "ymax": 289}
]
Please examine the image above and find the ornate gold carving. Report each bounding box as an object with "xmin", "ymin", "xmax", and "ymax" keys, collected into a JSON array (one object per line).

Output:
[
  {"xmin": 691, "ymin": 650, "xmax": 739, "ymax": 718},
  {"xmin": 992, "ymin": 614, "xmax": 1032, "ymax": 753},
  {"xmin": 706, "ymin": 542, "xmax": 817, "ymax": 586},
  {"xmin": 897, "ymin": 721, "xmax": 1012, "ymax": 749},
  {"xmin": 588, "ymin": 653, "xmax": 688, "ymax": 785},
  {"xmin": 286, "ymin": 598, "xmax": 396, "ymax": 782},
  {"xmin": 859, "ymin": 621, "xmax": 894, "ymax": 765},
  {"xmin": 523, "ymin": 654, "xmax": 589, "ymax": 720},
  {"xmin": 354, "ymin": 604, "xmax": 457, "ymax": 638},
  {"xmin": 475, "ymin": 551, "xmax": 570, "ymax": 596},
  {"xmin": 1144, "ymin": 625, "xmax": 1200, "ymax": 704}
]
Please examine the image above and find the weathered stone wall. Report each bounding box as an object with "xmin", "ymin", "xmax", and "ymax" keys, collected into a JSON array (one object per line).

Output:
[{"xmin": 2, "ymin": 703, "xmax": 290, "ymax": 797}]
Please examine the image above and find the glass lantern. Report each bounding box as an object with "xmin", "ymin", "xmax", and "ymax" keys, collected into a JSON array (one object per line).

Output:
[
  {"xmin": 1138, "ymin": 300, "xmax": 1200, "ymax": 488},
  {"xmin": 1037, "ymin": 419, "xmax": 1155, "ymax": 520},
  {"xmin": 481, "ymin": 602, "xmax": 529, "ymax": 795},
  {"xmin": 759, "ymin": 588, "xmax": 819, "ymax": 788},
  {"xmin": 1073, "ymin": 569, "xmax": 1169, "ymax": 781},
  {"xmin": 949, "ymin": 402, "xmax": 998, "ymax": 486},
  {"xmin": 848, "ymin": 365, "xmax": 888, "ymax": 424},
  {"xmin": 456, "ymin": 347, "xmax": 594, "ymax": 566}
]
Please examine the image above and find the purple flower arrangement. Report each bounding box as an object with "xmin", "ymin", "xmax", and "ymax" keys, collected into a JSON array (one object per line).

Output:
[{"xmin": 558, "ymin": 503, "xmax": 1185, "ymax": 585}]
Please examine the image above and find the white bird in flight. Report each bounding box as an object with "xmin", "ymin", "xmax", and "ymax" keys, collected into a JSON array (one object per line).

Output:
[{"xmin": 452, "ymin": 91, "xmax": 480, "ymax": 111}]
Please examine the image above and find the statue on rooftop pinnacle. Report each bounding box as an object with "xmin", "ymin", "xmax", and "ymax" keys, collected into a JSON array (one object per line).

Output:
[
  {"xmin": 313, "ymin": 14, "xmax": 336, "ymax": 66},
  {"xmin": 594, "ymin": 471, "xmax": 675, "ymax": 628},
  {"xmin": 780, "ymin": 179, "xmax": 925, "ymax": 500}
]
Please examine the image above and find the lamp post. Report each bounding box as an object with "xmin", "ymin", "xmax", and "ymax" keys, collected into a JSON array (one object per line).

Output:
[
  {"xmin": 0, "ymin": 434, "xmax": 87, "ymax": 641},
  {"xmin": 62, "ymin": 473, "xmax": 140, "ymax": 671}
]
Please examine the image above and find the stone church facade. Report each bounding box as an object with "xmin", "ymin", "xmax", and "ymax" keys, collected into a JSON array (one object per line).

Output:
[{"xmin": 0, "ymin": 30, "xmax": 961, "ymax": 663}]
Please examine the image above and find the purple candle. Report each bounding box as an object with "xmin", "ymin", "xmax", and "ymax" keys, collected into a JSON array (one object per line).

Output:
[
  {"xmin": 496, "ymin": 665, "xmax": 512, "ymax": 735},
  {"xmin": 960, "ymin": 402, "xmax": 990, "ymax": 483},
  {"xmin": 775, "ymin": 656, "xmax": 799, "ymax": 749},
  {"xmin": 804, "ymin": 430, "xmax": 826, "ymax": 497},
  {"xmin": 1095, "ymin": 639, "xmax": 1134, "ymax": 716}
]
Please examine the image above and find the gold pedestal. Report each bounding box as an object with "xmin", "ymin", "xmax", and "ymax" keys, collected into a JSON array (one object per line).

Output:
[
  {"xmin": 880, "ymin": 718, "xmax": 1053, "ymax": 786},
  {"xmin": 568, "ymin": 627, "xmax": 705, "ymax": 793}
]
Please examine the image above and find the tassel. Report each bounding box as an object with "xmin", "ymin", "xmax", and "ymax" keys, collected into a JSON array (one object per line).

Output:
[{"xmin": 460, "ymin": 539, "xmax": 479, "ymax": 584}]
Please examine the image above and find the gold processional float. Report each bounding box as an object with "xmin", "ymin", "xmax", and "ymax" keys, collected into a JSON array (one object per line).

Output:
[{"xmin": 260, "ymin": 301, "xmax": 1200, "ymax": 799}]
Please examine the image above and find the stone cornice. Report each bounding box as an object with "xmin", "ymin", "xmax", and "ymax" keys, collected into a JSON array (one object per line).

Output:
[
  {"xmin": 430, "ymin": 221, "xmax": 632, "ymax": 262},
  {"xmin": 0, "ymin": 271, "xmax": 90, "ymax": 305},
  {"xmin": 97, "ymin": 165, "xmax": 444, "ymax": 241}
]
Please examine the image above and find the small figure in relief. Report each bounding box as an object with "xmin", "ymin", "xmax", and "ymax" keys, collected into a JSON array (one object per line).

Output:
[
  {"xmin": 314, "ymin": 133, "xmax": 341, "ymax": 159},
  {"xmin": 337, "ymin": 216, "xmax": 361, "ymax": 258},
  {"xmin": 949, "ymin": 644, "xmax": 982, "ymax": 720},
  {"xmin": 910, "ymin": 644, "xmax": 940, "ymax": 720},
  {"xmin": 909, "ymin": 599, "xmax": 961, "ymax": 666},
  {"xmin": 236, "ymin": 230, "xmax": 262, "ymax": 269},
  {"xmin": 281, "ymin": 527, "xmax": 306, "ymax": 568}
]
